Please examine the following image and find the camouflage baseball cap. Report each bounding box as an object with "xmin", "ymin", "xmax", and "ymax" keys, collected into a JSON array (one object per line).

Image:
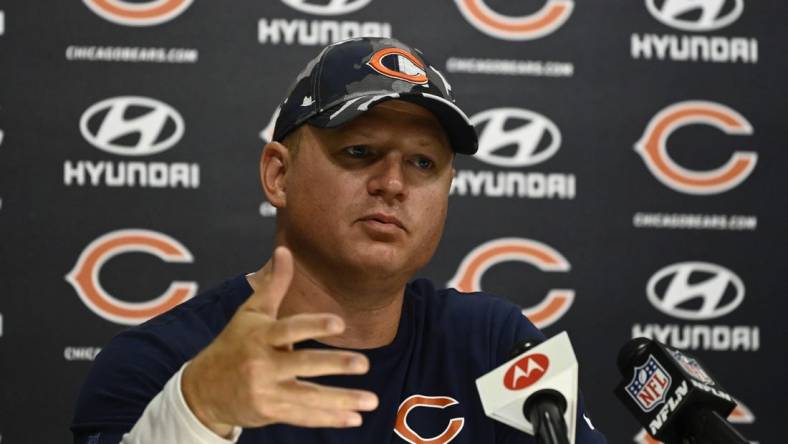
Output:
[{"xmin": 272, "ymin": 37, "xmax": 478, "ymax": 155}]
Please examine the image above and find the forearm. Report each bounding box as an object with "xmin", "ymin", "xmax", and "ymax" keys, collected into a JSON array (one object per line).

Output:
[{"xmin": 120, "ymin": 362, "xmax": 242, "ymax": 444}]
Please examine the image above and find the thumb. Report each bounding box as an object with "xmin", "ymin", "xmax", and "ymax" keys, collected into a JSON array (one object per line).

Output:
[{"xmin": 245, "ymin": 246, "xmax": 293, "ymax": 316}]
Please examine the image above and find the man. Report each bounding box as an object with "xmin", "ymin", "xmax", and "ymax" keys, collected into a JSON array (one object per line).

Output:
[{"xmin": 72, "ymin": 37, "xmax": 607, "ymax": 443}]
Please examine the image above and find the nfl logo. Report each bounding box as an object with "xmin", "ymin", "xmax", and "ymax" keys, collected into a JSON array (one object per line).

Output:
[
  {"xmin": 669, "ymin": 349, "xmax": 714, "ymax": 385},
  {"xmin": 625, "ymin": 355, "xmax": 673, "ymax": 412}
]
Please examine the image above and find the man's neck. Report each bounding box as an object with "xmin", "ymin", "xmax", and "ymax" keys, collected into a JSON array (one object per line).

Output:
[{"xmin": 252, "ymin": 256, "xmax": 406, "ymax": 350}]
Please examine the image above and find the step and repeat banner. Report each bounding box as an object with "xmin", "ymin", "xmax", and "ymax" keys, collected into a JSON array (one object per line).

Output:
[{"xmin": 1, "ymin": 0, "xmax": 786, "ymax": 442}]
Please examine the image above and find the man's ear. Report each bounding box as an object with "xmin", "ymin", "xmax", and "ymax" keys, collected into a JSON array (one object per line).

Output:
[{"xmin": 260, "ymin": 141, "xmax": 290, "ymax": 208}]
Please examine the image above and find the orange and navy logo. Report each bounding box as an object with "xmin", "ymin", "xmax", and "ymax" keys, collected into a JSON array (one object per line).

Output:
[
  {"xmin": 82, "ymin": 0, "xmax": 194, "ymax": 26},
  {"xmin": 367, "ymin": 48, "xmax": 429, "ymax": 85},
  {"xmin": 635, "ymin": 100, "xmax": 757, "ymax": 195},
  {"xmin": 65, "ymin": 229, "xmax": 197, "ymax": 325},
  {"xmin": 448, "ymin": 238, "xmax": 574, "ymax": 329},
  {"xmin": 454, "ymin": 0, "xmax": 574, "ymax": 41},
  {"xmin": 394, "ymin": 395, "xmax": 465, "ymax": 444}
]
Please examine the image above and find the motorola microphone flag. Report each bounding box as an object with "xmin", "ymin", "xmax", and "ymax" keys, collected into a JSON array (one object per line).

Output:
[{"xmin": 476, "ymin": 331, "xmax": 578, "ymax": 443}]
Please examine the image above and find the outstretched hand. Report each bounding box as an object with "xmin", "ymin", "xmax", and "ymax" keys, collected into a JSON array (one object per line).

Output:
[{"xmin": 182, "ymin": 247, "xmax": 378, "ymax": 437}]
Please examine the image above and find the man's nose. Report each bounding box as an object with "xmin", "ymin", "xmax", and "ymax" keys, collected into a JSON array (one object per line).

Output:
[{"xmin": 368, "ymin": 154, "xmax": 406, "ymax": 202}]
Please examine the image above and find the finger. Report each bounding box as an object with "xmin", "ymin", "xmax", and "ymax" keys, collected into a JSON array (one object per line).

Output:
[
  {"xmin": 280, "ymin": 379, "xmax": 378, "ymax": 412},
  {"xmin": 246, "ymin": 246, "xmax": 293, "ymax": 316},
  {"xmin": 267, "ymin": 313, "xmax": 345, "ymax": 347},
  {"xmin": 269, "ymin": 402, "xmax": 363, "ymax": 428},
  {"xmin": 274, "ymin": 348, "xmax": 369, "ymax": 379}
]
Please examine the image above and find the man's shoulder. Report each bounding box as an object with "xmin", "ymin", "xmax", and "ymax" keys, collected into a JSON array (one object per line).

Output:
[
  {"xmin": 407, "ymin": 277, "xmax": 524, "ymax": 323},
  {"xmin": 130, "ymin": 273, "xmax": 251, "ymax": 336},
  {"xmin": 71, "ymin": 274, "xmax": 253, "ymax": 431},
  {"xmin": 406, "ymin": 278, "xmax": 544, "ymax": 376},
  {"xmin": 101, "ymin": 273, "xmax": 253, "ymax": 363}
]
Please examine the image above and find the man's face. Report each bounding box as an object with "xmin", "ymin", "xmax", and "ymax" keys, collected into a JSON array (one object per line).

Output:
[{"xmin": 277, "ymin": 100, "xmax": 455, "ymax": 283}]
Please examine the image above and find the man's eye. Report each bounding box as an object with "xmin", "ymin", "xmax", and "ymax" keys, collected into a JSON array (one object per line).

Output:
[
  {"xmin": 414, "ymin": 156, "xmax": 434, "ymax": 170},
  {"xmin": 345, "ymin": 145, "xmax": 369, "ymax": 157}
]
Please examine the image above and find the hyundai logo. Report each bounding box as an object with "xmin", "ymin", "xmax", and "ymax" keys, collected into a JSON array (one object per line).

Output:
[
  {"xmin": 471, "ymin": 107, "xmax": 562, "ymax": 168},
  {"xmin": 645, "ymin": 0, "xmax": 744, "ymax": 32},
  {"xmin": 647, "ymin": 261, "xmax": 745, "ymax": 320},
  {"xmin": 80, "ymin": 96, "xmax": 185, "ymax": 156}
]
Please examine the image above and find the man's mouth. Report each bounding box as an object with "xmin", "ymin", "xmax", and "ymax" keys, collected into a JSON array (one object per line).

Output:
[{"xmin": 358, "ymin": 213, "xmax": 406, "ymax": 232}]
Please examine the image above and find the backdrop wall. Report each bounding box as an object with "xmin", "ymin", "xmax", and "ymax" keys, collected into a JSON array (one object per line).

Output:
[{"xmin": 1, "ymin": 1, "xmax": 786, "ymax": 442}]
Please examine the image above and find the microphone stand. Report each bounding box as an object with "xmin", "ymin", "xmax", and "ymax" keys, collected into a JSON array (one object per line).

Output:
[
  {"xmin": 679, "ymin": 409, "xmax": 749, "ymax": 444},
  {"xmin": 523, "ymin": 390, "xmax": 570, "ymax": 444}
]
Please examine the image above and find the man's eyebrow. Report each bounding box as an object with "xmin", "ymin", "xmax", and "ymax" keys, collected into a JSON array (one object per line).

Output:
[
  {"xmin": 415, "ymin": 134, "xmax": 447, "ymax": 145},
  {"xmin": 328, "ymin": 129, "xmax": 375, "ymax": 145},
  {"xmin": 359, "ymin": 130, "xmax": 379, "ymax": 140},
  {"xmin": 347, "ymin": 128, "xmax": 376, "ymax": 139}
]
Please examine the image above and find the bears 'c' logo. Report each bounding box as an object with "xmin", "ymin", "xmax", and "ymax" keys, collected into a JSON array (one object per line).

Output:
[
  {"xmin": 394, "ymin": 395, "xmax": 465, "ymax": 444},
  {"xmin": 454, "ymin": 0, "xmax": 574, "ymax": 41},
  {"xmin": 448, "ymin": 238, "xmax": 574, "ymax": 329},
  {"xmin": 66, "ymin": 229, "xmax": 197, "ymax": 325},
  {"xmin": 367, "ymin": 48, "xmax": 429, "ymax": 85},
  {"xmin": 635, "ymin": 101, "xmax": 757, "ymax": 195},
  {"xmin": 280, "ymin": 0, "xmax": 373, "ymax": 16},
  {"xmin": 82, "ymin": 0, "xmax": 194, "ymax": 26}
]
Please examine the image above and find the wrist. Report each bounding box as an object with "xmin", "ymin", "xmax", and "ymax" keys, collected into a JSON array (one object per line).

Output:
[{"xmin": 181, "ymin": 359, "xmax": 235, "ymax": 438}]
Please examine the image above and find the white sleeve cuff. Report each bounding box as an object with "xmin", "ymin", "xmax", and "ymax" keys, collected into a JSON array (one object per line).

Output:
[{"xmin": 121, "ymin": 362, "xmax": 243, "ymax": 444}]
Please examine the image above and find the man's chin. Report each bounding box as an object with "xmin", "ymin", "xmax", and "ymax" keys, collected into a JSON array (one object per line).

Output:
[
  {"xmin": 343, "ymin": 243, "xmax": 418, "ymax": 278},
  {"xmin": 356, "ymin": 220, "xmax": 407, "ymax": 242}
]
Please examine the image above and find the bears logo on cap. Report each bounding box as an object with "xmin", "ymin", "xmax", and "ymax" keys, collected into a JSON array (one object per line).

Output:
[{"xmin": 367, "ymin": 48, "xmax": 429, "ymax": 85}]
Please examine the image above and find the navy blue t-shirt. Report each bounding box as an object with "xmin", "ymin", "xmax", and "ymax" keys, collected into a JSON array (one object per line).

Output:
[{"xmin": 72, "ymin": 275, "xmax": 606, "ymax": 443}]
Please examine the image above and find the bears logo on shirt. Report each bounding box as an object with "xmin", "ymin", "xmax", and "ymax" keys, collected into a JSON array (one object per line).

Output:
[{"xmin": 394, "ymin": 395, "xmax": 465, "ymax": 443}]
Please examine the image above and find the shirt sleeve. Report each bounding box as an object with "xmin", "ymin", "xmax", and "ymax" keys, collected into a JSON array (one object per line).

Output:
[
  {"xmin": 491, "ymin": 304, "xmax": 608, "ymax": 444},
  {"xmin": 119, "ymin": 362, "xmax": 243, "ymax": 444},
  {"xmin": 70, "ymin": 307, "xmax": 228, "ymax": 444}
]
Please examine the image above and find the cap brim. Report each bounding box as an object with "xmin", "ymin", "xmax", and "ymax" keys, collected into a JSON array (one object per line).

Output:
[{"xmin": 308, "ymin": 93, "xmax": 478, "ymax": 155}]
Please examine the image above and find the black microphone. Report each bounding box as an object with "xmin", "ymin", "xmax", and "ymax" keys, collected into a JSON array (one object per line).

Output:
[
  {"xmin": 614, "ymin": 337, "xmax": 749, "ymax": 444},
  {"xmin": 508, "ymin": 340, "xmax": 570, "ymax": 444},
  {"xmin": 476, "ymin": 332, "xmax": 578, "ymax": 444}
]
